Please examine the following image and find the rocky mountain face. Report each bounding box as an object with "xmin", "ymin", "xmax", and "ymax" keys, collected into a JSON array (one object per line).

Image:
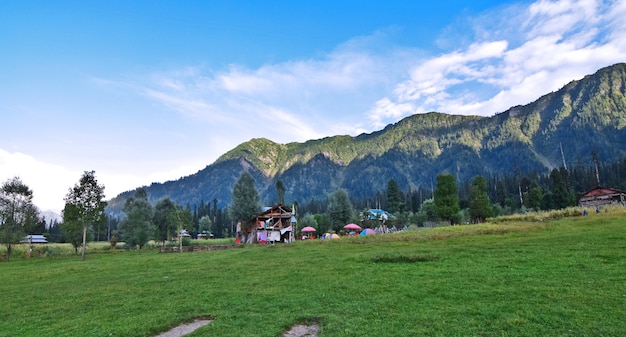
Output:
[{"xmin": 106, "ymin": 63, "xmax": 626, "ymax": 214}]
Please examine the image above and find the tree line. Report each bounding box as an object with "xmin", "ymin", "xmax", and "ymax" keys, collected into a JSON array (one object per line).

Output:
[
  {"xmin": 293, "ymin": 156, "xmax": 626, "ymax": 231},
  {"xmin": 2, "ymin": 155, "xmax": 625, "ymax": 259}
]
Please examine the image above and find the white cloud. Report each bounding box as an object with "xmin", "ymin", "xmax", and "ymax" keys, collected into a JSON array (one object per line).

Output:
[
  {"xmin": 131, "ymin": 31, "xmax": 419, "ymax": 143},
  {"xmin": 368, "ymin": 98, "xmax": 416, "ymax": 129},
  {"xmin": 0, "ymin": 149, "xmax": 78, "ymax": 212},
  {"xmin": 525, "ymin": 0, "xmax": 599, "ymax": 38},
  {"xmin": 0, "ymin": 148, "xmax": 203, "ymax": 212},
  {"xmin": 131, "ymin": 0, "xmax": 625, "ymax": 144},
  {"xmin": 374, "ymin": 0, "xmax": 626, "ymax": 123},
  {"xmin": 97, "ymin": 164, "xmax": 203, "ymax": 200},
  {"xmin": 66, "ymin": 0, "xmax": 626, "ymax": 210},
  {"xmin": 4, "ymin": 0, "xmax": 625, "ymax": 212}
]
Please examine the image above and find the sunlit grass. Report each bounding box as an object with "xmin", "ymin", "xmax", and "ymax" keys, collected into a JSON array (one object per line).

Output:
[
  {"xmin": 1, "ymin": 238, "xmax": 237, "ymax": 260},
  {"xmin": 1, "ymin": 210, "xmax": 626, "ymax": 336}
]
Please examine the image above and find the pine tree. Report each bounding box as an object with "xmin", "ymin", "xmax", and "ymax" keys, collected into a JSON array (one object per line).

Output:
[
  {"xmin": 327, "ymin": 189, "xmax": 353, "ymax": 232},
  {"xmin": 469, "ymin": 176, "xmax": 493, "ymax": 223},
  {"xmin": 434, "ymin": 174, "xmax": 460, "ymax": 225},
  {"xmin": 386, "ymin": 179, "xmax": 406, "ymax": 214},
  {"xmin": 276, "ymin": 180, "xmax": 286, "ymax": 205}
]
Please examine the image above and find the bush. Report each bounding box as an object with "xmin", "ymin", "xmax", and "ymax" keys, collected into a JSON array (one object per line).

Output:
[
  {"xmin": 486, "ymin": 207, "xmax": 584, "ymax": 223},
  {"xmin": 181, "ymin": 237, "xmax": 191, "ymax": 247}
]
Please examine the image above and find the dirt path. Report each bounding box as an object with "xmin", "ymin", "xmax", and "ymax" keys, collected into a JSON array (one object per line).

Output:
[
  {"xmin": 153, "ymin": 319, "xmax": 212, "ymax": 337},
  {"xmin": 152, "ymin": 319, "xmax": 319, "ymax": 337},
  {"xmin": 283, "ymin": 324, "xmax": 320, "ymax": 337}
]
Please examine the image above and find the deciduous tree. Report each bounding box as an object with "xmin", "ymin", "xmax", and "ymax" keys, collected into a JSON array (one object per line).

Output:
[
  {"xmin": 526, "ymin": 186, "xmax": 543, "ymax": 211},
  {"xmin": 120, "ymin": 188, "xmax": 154, "ymax": 249},
  {"xmin": 230, "ymin": 171, "xmax": 261, "ymax": 244},
  {"xmin": 169, "ymin": 205, "xmax": 194, "ymax": 250},
  {"xmin": 198, "ymin": 215, "xmax": 212, "ymax": 237},
  {"xmin": 63, "ymin": 171, "xmax": 107, "ymax": 261},
  {"xmin": 0, "ymin": 177, "xmax": 39, "ymax": 261},
  {"xmin": 61, "ymin": 203, "xmax": 85, "ymax": 253},
  {"xmin": 298, "ymin": 214, "xmax": 318, "ymax": 238},
  {"xmin": 419, "ymin": 198, "xmax": 439, "ymax": 224},
  {"xmin": 153, "ymin": 197, "xmax": 178, "ymax": 246}
]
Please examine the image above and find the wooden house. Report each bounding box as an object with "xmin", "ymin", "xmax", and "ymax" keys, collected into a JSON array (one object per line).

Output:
[
  {"xmin": 578, "ymin": 186, "xmax": 626, "ymax": 208},
  {"xmin": 253, "ymin": 204, "xmax": 296, "ymax": 243}
]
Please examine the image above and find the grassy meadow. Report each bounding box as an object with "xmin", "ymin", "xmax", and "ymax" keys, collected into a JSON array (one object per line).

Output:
[{"xmin": 1, "ymin": 208, "xmax": 625, "ymax": 337}]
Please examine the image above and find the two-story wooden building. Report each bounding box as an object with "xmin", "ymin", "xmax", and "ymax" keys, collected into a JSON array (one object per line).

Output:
[
  {"xmin": 253, "ymin": 204, "xmax": 296, "ymax": 243},
  {"xmin": 578, "ymin": 186, "xmax": 626, "ymax": 208}
]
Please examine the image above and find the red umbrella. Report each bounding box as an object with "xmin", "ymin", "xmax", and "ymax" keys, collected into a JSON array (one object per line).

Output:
[
  {"xmin": 301, "ymin": 226, "xmax": 317, "ymax": 232},
  {"xmin": 343, "ymin": 223, "xmax": 362, "ymax": 230}
]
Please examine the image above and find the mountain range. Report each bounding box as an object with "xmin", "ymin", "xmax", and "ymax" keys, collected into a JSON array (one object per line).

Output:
[{"xmin": 106, "ymin": 63, "xmax": 626, "ymax": 215}]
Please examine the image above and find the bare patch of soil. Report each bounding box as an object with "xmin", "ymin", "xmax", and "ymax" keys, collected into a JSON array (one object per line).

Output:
[
  {"xmin": 283, "ymin": 324, "xmax": 320, "ymax": 337},
  {"xmin": 152, "ymin": 318, "xmax": 319, "ymax": 337},
  {"xmin": 153, "ymin": 319, "xmax": 212, "ymax": 337}
]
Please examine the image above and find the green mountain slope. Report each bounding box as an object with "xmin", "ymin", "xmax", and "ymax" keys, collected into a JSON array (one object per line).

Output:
[{"xmin": 107, "ymin": 63, "xmax": 626, "ymax": 213}]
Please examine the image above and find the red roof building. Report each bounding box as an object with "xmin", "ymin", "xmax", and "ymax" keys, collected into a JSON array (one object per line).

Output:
[{"xmin": 578, "ymin": 186, "xmax": 626, "ymax": 208}]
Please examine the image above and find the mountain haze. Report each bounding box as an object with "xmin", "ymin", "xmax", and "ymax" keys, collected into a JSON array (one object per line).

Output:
[{"xmin": 107, "ymin": 63, "xmax": 626, "ymax": 214}]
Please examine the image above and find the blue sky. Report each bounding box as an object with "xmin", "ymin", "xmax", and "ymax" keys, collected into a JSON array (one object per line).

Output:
[{"xmin": 1, "ymin": 0, "xmax": 625, "ymax": 212}]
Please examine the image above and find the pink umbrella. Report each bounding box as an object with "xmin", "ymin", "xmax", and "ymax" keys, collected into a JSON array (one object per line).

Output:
[
  {"xmin": 301, "ymin": 226, "xmax": 317, "ymax": 232},
  {"xmin": 343, "ymin": 223, "xmax": 362, "ymax": 230}
]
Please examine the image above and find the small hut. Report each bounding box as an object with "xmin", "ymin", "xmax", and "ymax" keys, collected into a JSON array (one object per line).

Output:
[
  {"xmin": 254, "ymin": 204, "xmax": 295, "ymax": 243},
  {"xmin": 578, "ymin": 186, "xmax": 626, "ymax": 208}
]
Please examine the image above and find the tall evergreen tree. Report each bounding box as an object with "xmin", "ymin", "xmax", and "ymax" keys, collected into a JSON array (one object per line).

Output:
[
  {"xmin": 469, "ymin": 176, "xmax": 493, "ymax": 223},
  {"xmin": 215, "ymin": 208, "xmax": 227, "ymax": 238},
  {"xmin": 434, "ymin": 174, "xmax": 460, "ymax": 225},
  {"xmin": 327, "ymin": 189, "xmax": 353, "ymax": 232},
  {"xmin": 386, "ymin": 179, "xmax": 406, "ymax": 214},
  {"xmin": 549, "ymin": 168, "xmax": 576, "ymax": 209},
  {"xmin": 276, "ymin": 180, "xmax": 286, "ymax": 205},
  {"xmin": 230, "ymin": 171, "xmax": 261, "ymax": 244}
]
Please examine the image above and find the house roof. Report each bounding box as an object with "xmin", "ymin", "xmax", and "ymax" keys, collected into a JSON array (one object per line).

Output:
[
  {"xmin": 580, "ymin": 186, "xmax": 626, "ymax": 198},
  {"xmin": 253, "ymin": 204, "xmax": 295, "ymax": 230},
  {"xmin": 362, "ymin": 208, "xmax": 394, "ymax": 220},
  {"xmin": 21, "ymin": 235, "xmax": 48, "ymax": 243},
  {"xmin": 255, "ymin": 204, "xmax": 293, "ymax": 220}
]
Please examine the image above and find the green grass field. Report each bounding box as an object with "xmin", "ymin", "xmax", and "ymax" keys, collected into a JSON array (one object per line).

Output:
[{"xmin": 1, "ymin": 209, "xmax": 625, "ymax": 337}]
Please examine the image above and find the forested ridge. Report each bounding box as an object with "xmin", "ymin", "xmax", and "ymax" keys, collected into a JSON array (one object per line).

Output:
[{"xmin": 106, "ymin": 63, "xmax": 626, "ymax": 225}]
